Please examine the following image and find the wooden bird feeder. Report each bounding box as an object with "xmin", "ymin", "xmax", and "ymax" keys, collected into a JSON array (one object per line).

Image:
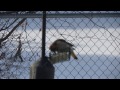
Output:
[{"xmin": 49, "ymin": 52, "xmax": 70, "ymax": 64}]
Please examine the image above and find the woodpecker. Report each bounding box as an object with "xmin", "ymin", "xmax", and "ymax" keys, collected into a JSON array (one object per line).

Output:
[{"xmin": 49, "ymin": 39, "xmax": 78, "ymax": 60}]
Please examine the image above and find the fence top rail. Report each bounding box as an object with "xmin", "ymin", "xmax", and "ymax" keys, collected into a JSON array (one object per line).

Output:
[{"xmin": 0, "ymin": 13, "xmax": 120, "ymax": 18}]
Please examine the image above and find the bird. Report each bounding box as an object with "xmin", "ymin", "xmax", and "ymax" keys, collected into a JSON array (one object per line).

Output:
[{"xmin": 49, "ymin": 39, "xmax": 78, "ymax": 60}]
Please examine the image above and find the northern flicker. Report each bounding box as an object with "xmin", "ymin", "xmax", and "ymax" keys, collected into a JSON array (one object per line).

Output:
[{"xmin": 49, "ymin": 39, "xmax": 78, "ymax": 60}]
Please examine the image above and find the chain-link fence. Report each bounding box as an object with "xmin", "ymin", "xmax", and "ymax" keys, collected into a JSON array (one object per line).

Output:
[{"xmin": 0, "ymin": 11, "xmax": 120, "ymax": 79}]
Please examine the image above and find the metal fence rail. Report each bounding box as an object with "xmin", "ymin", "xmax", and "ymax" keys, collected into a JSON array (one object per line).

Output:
[
  {"xmin": 0, "ymin": 13, "xmax": 120, "ymax": 18},
  {"xmin": 0, "ymin": 11, "xmax": 120, "ymax": 79}
]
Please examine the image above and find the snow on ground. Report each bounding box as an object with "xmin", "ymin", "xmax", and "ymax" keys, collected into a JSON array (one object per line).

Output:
[
  {"xmin": 14, "ymin": 28, "xmax": 120, "ymax": 79},
  {"xmin": 1, "ymin": 22, "xmax": 120, "ymax": 78}
]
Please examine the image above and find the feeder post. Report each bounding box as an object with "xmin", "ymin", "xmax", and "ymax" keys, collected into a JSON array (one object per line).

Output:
[{"xmin": 41, "ymin": 11, "xmax": 46, "ymax": 59}]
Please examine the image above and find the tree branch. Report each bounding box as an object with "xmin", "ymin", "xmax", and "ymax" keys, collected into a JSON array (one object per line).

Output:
[
  {"xmin": 0, "ymin": 18, "xmax": 26, "ymax": 43},
  {"xmin": 14, "ymin": 34, "xmax": 23, "ymax": 62},
  {"xmin": 0, "ymin": 18, "xmax": 19, "ymax": 31}
]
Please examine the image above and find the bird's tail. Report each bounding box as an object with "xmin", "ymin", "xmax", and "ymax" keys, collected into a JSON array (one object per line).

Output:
[{"xmin": 71, "ymin": 51, "xmax": 78, "ymax": 60}]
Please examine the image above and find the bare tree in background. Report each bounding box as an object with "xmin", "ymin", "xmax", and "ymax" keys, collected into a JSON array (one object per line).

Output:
[
  {"xmin": 0, "ymin": 11, "xmax": 29, "ymax": 78},
  {"xmin": 0, "ymin": 11, "xmax": 43, "ymax": 79}
]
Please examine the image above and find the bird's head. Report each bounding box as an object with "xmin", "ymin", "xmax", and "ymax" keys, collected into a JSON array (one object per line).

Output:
[{"xmin": 49, "ymin": 42, "xmax": 58, "ymax": 52}]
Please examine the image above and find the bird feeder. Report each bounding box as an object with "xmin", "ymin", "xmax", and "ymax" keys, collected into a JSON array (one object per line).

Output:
[{"xmin": 49, "ymin": 52, "xmax": 70, "ymax": 64}]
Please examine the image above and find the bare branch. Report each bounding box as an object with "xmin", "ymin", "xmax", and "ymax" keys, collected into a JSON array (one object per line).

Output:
[
  {"xmin": 0, "ymin": 18, "xmax": 19, "ymax": 31},
  {"xmin": 14, "ymin": 34, "xmax": 23, "ymax": 62},
  {"xmin": 0, "ymin": 18, "xmax": 26, "ymax": 43}
]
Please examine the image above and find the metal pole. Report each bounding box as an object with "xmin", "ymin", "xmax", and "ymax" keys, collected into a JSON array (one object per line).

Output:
[{"xmin": 42, "ymin": 11, "xmax": 46, "ymax": 59}]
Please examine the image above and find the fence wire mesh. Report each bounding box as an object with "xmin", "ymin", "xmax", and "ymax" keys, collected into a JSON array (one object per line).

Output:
[{"xmin": 0, "ymin": 11, "xmax": 120, "ymax": 79}]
